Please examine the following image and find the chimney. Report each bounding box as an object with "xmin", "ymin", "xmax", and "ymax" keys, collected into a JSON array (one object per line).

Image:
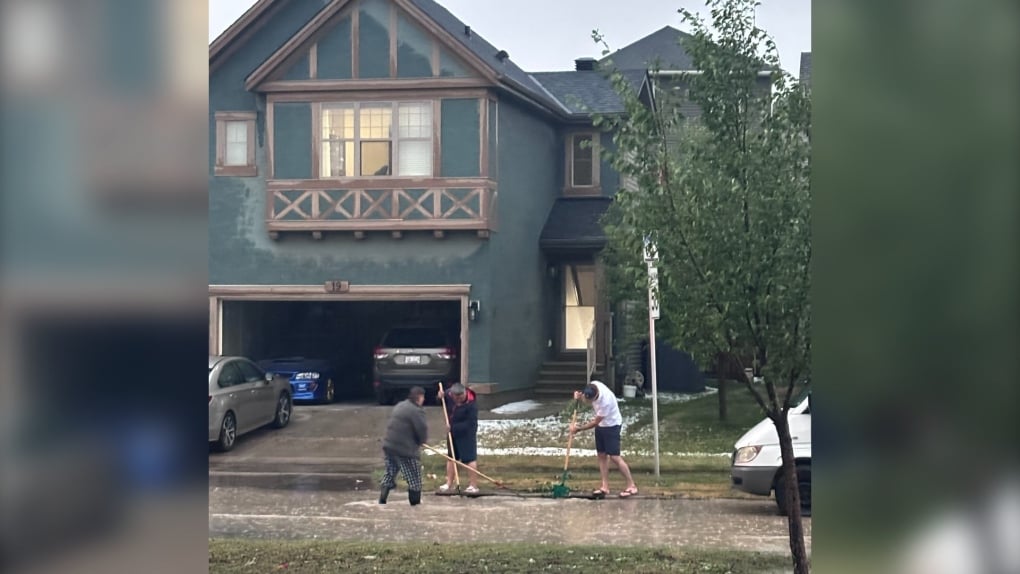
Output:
[
  {"xmin": 575, "ymin": 57, "xmax": 597, "ymax": 71},
  {"xmin": 495, "ymin": 50, "xmax": 509, "ymax": 63}
]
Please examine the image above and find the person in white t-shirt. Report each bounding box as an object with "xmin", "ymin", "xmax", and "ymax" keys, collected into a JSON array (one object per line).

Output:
[{"xmin": 570, "ymin": 380, "xmax": 638, "ymax": 498}]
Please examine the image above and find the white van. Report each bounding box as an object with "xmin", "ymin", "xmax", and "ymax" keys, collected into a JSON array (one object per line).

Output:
[{"xmin": 730, "ymin": 392, "xmax": 811, "ymax": 516}]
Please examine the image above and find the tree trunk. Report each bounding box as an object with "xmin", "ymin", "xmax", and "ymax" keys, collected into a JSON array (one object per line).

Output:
[{"xmin": 773, "ymin": 411, "xmax": 809, "ymax": 573}]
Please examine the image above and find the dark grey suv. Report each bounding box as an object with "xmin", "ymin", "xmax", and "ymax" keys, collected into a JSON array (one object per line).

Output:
[{"xmin": 372, "ymin": 326, "xmax": 458, "ymax": 405}]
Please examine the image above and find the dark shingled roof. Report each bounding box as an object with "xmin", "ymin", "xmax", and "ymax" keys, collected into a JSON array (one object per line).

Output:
[
  {"xmin": 540, "ymin": 197, "xmax": 613, "ymax": 251},
  {"xmin": 799, "ymin": 52, "xmax": 812, "ymax": 88},
  {"xmin": 530, "ymin": 69, "xmax": 647, "ymax": 115},
  {"xmin": 600, "ymin": 26, "xmax": 697, "ymax": 71},
  {"xmin": 409, "ymin": 0, "xmax": 568, "ymax": 114}
]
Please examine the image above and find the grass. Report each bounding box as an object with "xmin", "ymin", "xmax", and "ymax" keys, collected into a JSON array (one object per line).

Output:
[{"xmin": 208, "ymin": 540, "xmax": 792, "ymax": 573}]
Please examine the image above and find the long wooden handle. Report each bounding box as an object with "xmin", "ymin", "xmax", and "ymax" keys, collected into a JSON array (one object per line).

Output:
[
  {"xmin": 423, "ymin": 444, "xmax": 503, "ymax": 486},
  {"xmin": 438, "ymin": 382, "xmax": 460, "ymax": 486},
  {"xmin": 564, "ymin": 410, "xmax": 578, "ymax": 472}
]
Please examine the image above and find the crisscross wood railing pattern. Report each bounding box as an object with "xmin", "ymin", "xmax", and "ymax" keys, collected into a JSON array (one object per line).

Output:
[{"xmin": 265, "ymin": 178, "xmax": 497, "ymax": 235}]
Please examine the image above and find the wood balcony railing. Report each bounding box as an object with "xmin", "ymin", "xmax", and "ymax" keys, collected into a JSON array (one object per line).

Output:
[{"xmin": 265, "ymin": 178, "xmax": 497, "ymax": 239}]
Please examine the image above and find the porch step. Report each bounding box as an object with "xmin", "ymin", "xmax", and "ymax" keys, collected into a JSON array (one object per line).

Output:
[{"xmin": 535, "ymin": 356, "xmax": 604, "ymax": 398}]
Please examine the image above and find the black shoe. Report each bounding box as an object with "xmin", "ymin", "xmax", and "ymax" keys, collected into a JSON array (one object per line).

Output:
[
  {"xmin": 409, "ymin": 489, "xmax": 422, "ymax": 506},
  {"xmin": 379, "ymin": 486, "xmax": 391, "ymax": 504}
]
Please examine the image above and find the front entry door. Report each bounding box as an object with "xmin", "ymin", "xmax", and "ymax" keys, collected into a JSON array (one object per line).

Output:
[{"xmin": 562, "ymin": 264, "xmax": 596, "ymax": 351}]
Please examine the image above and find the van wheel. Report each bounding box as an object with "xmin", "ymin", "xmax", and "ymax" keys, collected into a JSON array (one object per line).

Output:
[{"xmin": 775, "ymin": 462, "xmax": 811, "ymax": 517}]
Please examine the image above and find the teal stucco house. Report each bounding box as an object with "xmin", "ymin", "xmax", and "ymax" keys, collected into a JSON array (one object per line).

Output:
[{"xmin": 209, "ymin": 0, "xmax": 696, "ymax": 406}]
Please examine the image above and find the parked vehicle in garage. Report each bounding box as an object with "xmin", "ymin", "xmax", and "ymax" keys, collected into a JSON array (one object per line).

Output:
[
  {"xmin": 209, "ymin": 355, "xmax": 292, "ymax": 452},
  {"xmin": 730, "ymin": 392, "xmax": 811, "ymax": 516},
  {"xmin": 372, "ymin": 326, "xmax": 459, "ymax": 405},
  {"xmin": 258, "ymin": 357, "xmax": 338, "ymax": 404}
]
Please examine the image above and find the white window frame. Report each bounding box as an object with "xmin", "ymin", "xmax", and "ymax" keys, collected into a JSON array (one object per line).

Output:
[{"xmin": 318, "ymin": 101, "xmax": 434, "ymax": 178}]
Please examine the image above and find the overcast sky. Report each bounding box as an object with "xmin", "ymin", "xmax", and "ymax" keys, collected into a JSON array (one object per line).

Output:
[{"xmin": 209, "ymin": 0, "xmax": 810, "ymax": 77}]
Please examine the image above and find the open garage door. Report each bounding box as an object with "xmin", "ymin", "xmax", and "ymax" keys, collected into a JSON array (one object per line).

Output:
[{"xmin": 216, "ymin": 298, "xmax": 463, "ymax": 403}]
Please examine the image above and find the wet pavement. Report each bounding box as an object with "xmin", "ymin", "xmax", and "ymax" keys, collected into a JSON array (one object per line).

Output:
[
  {"xmin": 210, "ymin": 400, "xmax": 811, "ymax": 556},
  {"xmin": 210, "ymin": 485, "xmax": 810, "ymax": 554}
]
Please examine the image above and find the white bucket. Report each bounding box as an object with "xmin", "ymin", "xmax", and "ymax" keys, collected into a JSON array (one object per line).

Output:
[{"xmin": 622, "ymin": 384, "xmax": 637, "ymax": 398}]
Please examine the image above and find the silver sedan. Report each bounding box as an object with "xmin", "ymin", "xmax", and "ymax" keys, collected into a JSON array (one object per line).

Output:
[{"xmin": 209, "ymin": 355, "xmax": 292, "ymax": 451}]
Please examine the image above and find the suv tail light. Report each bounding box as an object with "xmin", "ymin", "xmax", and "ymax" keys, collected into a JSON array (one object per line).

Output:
[
  {"xmin": 373, "ymin": 346, "xmax": 389, "ymax": 360},
  {"xmin": 436, "ymin": 347, "xmax": 456, "ymax": 360}
]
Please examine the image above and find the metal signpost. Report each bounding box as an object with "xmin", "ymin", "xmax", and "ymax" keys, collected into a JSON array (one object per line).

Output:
[{"xmin": 643, "ymin": 237, "xmax": 661, "ymax": 479}]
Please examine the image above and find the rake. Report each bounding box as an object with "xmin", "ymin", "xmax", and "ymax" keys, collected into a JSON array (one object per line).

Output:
[
  {"xmin": 552, "ymin": 404, "xmax": 579, "ymax": 499},
  {"xmin": 422, "ymin": 444, "xmax": 526, "ymax": 498},
  {"xmin": 438, "ymin": 382, "xmax": 460, "ymax": 493}
]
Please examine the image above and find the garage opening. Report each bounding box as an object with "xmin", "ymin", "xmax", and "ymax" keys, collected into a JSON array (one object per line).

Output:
[{"xmin": 219, "ymin": 300, "xmax": 462, "ymax": 402}]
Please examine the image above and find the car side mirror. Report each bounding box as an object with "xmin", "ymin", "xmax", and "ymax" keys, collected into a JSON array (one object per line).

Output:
[{"xmin": 265, "ymin": 372, "xmax": 274, "ymax": 383}]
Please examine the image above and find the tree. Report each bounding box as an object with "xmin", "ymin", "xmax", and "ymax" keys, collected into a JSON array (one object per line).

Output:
[{"xmin": 592, "ymin": 0, "xmax": 811, "ymax": 571}]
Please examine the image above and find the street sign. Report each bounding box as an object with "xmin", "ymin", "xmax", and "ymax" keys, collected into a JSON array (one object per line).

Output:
[
  {"xmin": 643, "ymin": 237, "xmax": 659, "ymax": 263},
  {"xmin": 648, "ymin": 266, "xmax": 660, "ymax": 320}
]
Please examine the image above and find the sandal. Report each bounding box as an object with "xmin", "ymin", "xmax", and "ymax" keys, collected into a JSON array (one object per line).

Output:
[
  {"xmin": 618, "ymin": 486, "xmax": 638, "ymax": 498},
  {"xmin": 592, "ymin": 488, "xmax": 610, "ymax": 497}
]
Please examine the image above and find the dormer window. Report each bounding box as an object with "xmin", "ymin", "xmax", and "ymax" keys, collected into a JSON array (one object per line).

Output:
[{"xmin": 566, "ymin": 132, "xmax": 600, "ymax": 194}]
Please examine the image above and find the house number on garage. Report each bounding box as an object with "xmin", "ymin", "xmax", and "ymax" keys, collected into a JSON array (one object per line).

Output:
[{"xmin": 324, "ymin": 280, "xmax": 350, "ymax": 293}]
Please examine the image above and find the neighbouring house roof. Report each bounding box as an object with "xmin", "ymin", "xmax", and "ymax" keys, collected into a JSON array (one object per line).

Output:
[
  {"xmin": 540, "ymin": 197, "xmax": 614, "ymax": 252},
  {"xmin": 530, "ymin": 69, "xmax": 647, "ymax": 115},
  {"xmin": 799, "ymin": 52, "xmax": 812, "ymax": 88},
  {"xmin": 600, "ymin": 26, "xmax": 697, "ymax": 71}
]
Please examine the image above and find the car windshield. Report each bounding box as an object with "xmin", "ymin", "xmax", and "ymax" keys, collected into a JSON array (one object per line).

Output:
[{"xmin": 382, "ymin": 328, "xmax": 445, "ymax": 348}]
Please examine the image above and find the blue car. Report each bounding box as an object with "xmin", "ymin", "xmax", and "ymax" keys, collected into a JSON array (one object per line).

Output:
[{"xmin": 258, "ymin": 357, "xmax": 337, "ymax": 403}]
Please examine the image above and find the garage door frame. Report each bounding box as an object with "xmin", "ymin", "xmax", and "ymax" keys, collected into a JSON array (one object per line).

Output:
[{"xmin": 209, "ymin": 284, "xmax": 471, "ymax": 383}]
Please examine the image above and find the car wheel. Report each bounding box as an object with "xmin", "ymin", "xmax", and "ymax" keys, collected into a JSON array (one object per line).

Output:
[
  {"xmin": 216, "ymin": 412, "xmax": 237, "ymax": 452},
  {"xmin": 775, "ymin": 462, "xmax": 811, "ymax": 517},
  {"xmin": 272, "ymin": 393, "xmax": 292, "ymax": 428},
  {"xmin": 323, "ymin": 379, "xmax": 335, "ymax": 404}
]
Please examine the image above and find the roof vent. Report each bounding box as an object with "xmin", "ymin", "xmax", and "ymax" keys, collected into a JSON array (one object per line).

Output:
[
  {"xmin": 575, "ymin": 57, "xmax": 597, "ymax": 71},
  {"xmin": 495, "ymin": 50, "xmax": 509, "ymax": 63},
  {"xmin": 464, "ymin": 25, "xmax": 471, "ymax": 37}
]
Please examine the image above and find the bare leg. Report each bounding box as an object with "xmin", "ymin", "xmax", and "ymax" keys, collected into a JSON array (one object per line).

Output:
[
  {"xmin": 610, "ymin": 455, "xmax": 636, "ymax": 489},
  {"xmin": 467, "ymin": 461, "xmax": 479, "ymax": 489},
  {"xmin": 597, "ymin": 453, "xmax": 610, "ymax": 490},
  {"xmin": 445, "ymin": 460, "xmax": 456, "ymax": 488}
]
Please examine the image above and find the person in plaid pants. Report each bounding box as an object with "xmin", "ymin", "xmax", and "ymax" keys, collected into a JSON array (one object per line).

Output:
[{"xmin": 379, "ymin": 386, "xmax": 428, "ymax": 505}]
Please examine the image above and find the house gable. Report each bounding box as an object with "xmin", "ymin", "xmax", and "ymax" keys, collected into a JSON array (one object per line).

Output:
[{"xmin": 245, "ymin": 0, "xmax": 489, "ymax": 91}]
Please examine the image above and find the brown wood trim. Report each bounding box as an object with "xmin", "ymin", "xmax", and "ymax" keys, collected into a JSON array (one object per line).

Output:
[
  {"xmin": 266, "ymin": 88, "xmax": 488, "ymax": 102},
  {"xmin": 215, "ymin": 111, "xmax": 257, "ymax": 121},
  {"xmin": 266, "ymin": 101, "xmax": 275, "ymax": 179},
  {"xmin": 562, "ymin": 186, "xmax": 603, "ymax": 196},
  {"xmin": 564, "ymin": 130, "xmax": 599, "ymax": 191},
  {"xmin": 479, "ymin": 97, "xmax": 488, "ymax": 177},
  {"xmin": 389, "ymin": 2, "xmax": 398, "ymax": 78},
  {"xmin": 460, "ymin": 295, "xmax": 469, "ymax": 380},
  {"xmin": 268, "ymin": 177, "xmax": 494, "ymax": 191},
  {"xmin": 209, "ymin": 296, "xmax": 221, "ymax": 355},
  {"xmin": 244, "ymin": 0, "xmax": 356, "ymax": 91},
  {"xmin": 391, "ymin": 0, "xmax": 499, "ymax": 83},
  {"xmin": 266, "ymin": 219, "xmax": 490, "ymax": 231},
  {"xmin": 488, "ymin": 97, "xmax": 499, "ymax": 180},
  {"xmin": 310, "ymin": 43, "xmax": 318, "ymax": 79},
  {"xmin": 351, "ymin": 5, "xmax": 360, "ymax": 78},
  {"xmin": 258, "ymin": 78, "xmax": 491, "ymax": 93},
  {"xmin": 433, "ymin": 99, "xmax": 442, "ymax": 176},
  {"xmin": 311, "ymin": 103, "xmax": 321, "ymax": 179},
  {"xmin": 215, "ymin": 165, "xmax": 258, "ymax": 177},
  {"xmin": 210, "ymin": 284, "xmax": 472, "ymax": 297}
]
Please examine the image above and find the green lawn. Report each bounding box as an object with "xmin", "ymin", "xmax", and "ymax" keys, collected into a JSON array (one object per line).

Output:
[{"xmin": 209, "ymin": 540, "xmax": 792, "ymax": 573}]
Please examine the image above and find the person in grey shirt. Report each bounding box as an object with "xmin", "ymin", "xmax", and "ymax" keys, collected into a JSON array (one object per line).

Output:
[{"xmin": 379, "ymin": 386, "xmax": 428, "ymax": 505}]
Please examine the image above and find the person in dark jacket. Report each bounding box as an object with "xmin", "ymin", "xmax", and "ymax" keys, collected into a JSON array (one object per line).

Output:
[
  {"xmin": 438, "ymin": 383, "xmax": 479, "ymax": 493},
  {"xmin": 379, "ymin": 386, "xmax": 428, "ymax": 505}
]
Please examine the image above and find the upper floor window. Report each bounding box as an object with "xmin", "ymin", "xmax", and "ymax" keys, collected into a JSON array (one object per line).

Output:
[
  {"xmin": 566, "ymin": 132, "xmax": 600, "ymax": 193},
  {"xmin": 214, "ymin": 111, "xmax": 256, "ymax": 177},
  {"xmin": 320, "ymin": 101, "xmax": 433, "ymax": 177}
]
